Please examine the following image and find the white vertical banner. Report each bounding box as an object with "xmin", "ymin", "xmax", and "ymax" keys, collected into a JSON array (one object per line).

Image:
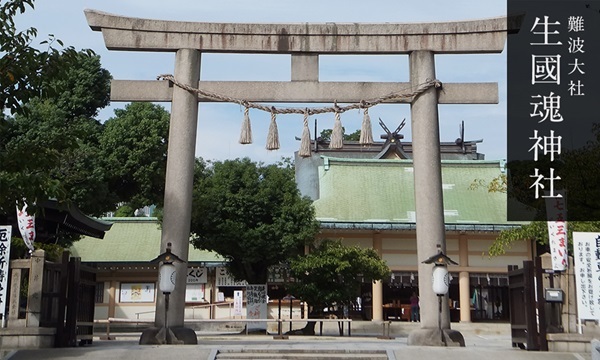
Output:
[
  {"xmin": 573, "ymin": 232, "xmax": 600, "ymax": 321},
  {"xmin": 246, "ymin": 284, "xmax": 267, "ymax": 331},
  {"xmin": 233, "ymin": 290, "xmax": 243, "ymax": 316},
  {"xmin": 0, "ymin": 225, "xmax": 13, "ymax": 327},
  {"xmin": 16, "ymin": 204, "xmax": 35, "ymax": 252},
  {"xmin": 546, "ymin": 192, "xmax": 568, "ymax": 271}
]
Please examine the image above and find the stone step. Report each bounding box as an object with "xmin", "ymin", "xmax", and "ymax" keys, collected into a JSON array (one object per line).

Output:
[
  {"xmin": 216, "ymin": 355, "xmax": 387, "ymax": 360},
  {"xmin": 214, "ymin": 349, "xmax": 388, "ymax": 360}
]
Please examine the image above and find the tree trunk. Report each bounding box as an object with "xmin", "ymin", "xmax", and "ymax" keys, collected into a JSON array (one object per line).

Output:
[{"xmin": 285, "ymin": 305, "xmax": 319, "ymax": 335}]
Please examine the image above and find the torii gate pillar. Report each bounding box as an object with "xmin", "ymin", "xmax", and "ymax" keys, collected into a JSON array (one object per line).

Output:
[
  {"xmin": 139, "ymin": 49, "xmax": 200, "ymax": 345},
  {"xmin": 408, "ymin": 50, "xmax": 463, "ymax": 346}
]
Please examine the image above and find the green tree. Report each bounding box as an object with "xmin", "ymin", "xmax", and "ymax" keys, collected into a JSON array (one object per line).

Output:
[
  {"xmin": 559, "ymin": 124, "xmax": 600, "ymax": 220},
  {"xmin": 0, "ymin": 0, "xmax": 85, "ymax": 115},
  {"xmin": 345, "ymin": 129, "xmax": 361, "ymax": 141},
  {"xmin": 1, "ymin": 52, "xmax": 113, "ymax": 251},
  {"xmin": 1, "ymin": 99, "xmax": 72, "ymax": 213},
  {"xmin": 99, "ymin": 102, "xmax": 171, "ymax": 210},
  {"xmin": 0, "ymin": 2, "xmax": 171, "ymax": 252},
  {"xmin": 470, "ymin": 124, "xmax": 600, "ymax": 256},
  {"xmin": 489, "ymin": 220, "xmax": 600, "ymax": 256},
  {"xmin": 0, "ymin": 52, "xmax": 112, "ymax": 216},
  {"xmin": 114, "ymin": 204, "xmax": 135, "ymax": 217},
  {"xmin": 0, "ymin": 0, "xmax": 110, "ymax": 216},
  {"xmin": 319, "ymin": 128, "xmax": 361, "ymax": 142},
  {"xmin": 285, "ymin": 239, "xmax": 389, "ymax": 334},
  {"xmin": 44, "ymin": 49, "xmax": 111, "ymax": 119},
  {"xmin": 189, "ymin": 157, "xmax": 320, "ymax": 284}
]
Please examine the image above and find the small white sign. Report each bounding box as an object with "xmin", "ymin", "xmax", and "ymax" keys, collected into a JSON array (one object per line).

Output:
[
  {"xmin": 573, "ymin": 232, "xmax": 600, "ymax": 321},
  {"xmin": 185, "ymin": 283, "xmax": 205, "ymax": 302},
  {"xmin": 233, "ymin": 290, "xmax": 243, "ymax": 316},
  {"xmin": 0, "ymin": 226, "xmax": 12, "ymax": 325}
]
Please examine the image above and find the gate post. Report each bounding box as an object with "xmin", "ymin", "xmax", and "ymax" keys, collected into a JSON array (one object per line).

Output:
[
  {"xmin": 141, "ymin": 48, "xmax": 200, "ymax": 345},
  {"xmin": 535, "ymin": 257, "xmax": 548, "ymax": 351},
  {"xmin": 408, "ymin": 50, "xmax": 463, "ymax": 346},
  {"xmin": 523, "ymin": 260, "xmax": 540, "ymax": 350},
  {"xmin": 410, "ymin": 50, "xmax": 444, "ymax": 330},
  {"xmin": 55, "ymin": 251, "xmax": 70, "ymax": 347},
  {"xmin": 26, "ymin": 250, "xmax": 45, "ymax": 327},
  {"xmin": 65, "ymin": 257, "xmax": 81, "ymax": 347}
]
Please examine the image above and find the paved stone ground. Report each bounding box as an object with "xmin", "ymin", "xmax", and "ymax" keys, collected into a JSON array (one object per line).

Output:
[
  {"xmin": 1, "ymin": 322, "xmax": 593, "ymax": 360},
  {"xmin": 2, "ymin": 336, "xmax": 591, "ymax": 360}
]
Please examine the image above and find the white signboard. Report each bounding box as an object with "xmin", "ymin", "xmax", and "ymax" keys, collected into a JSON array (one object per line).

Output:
[
  {"xmin": 186, "ymin": 267, "xmax": 207, "ymax": 284},
  {"xmin": 216, "ymin": 267, "xmax": 248, "ymax": 287},
  {"xmin": 185, "ymin": 283, "xmax": 205, "ymax": 302},
  {"xmin": 0, "ymin": 226, "xmax": 12, "ymax": 326},
  {"xmin": 573, "ymin": 232, "xmax": 600, "ymax": 320},
  {"xmin": 546, "ymin": 192, "xmax": 568, "ymax": 271},
  {"xmin": 233, "ymin": 290, "xmax": 243, "ymax": 316},
  {"xmin": 119, "ymin": 283, "xmax": 155, "ymax": 303},
  {"xmin": 246, "ymin": 284, "xmax": 267, "ymax": 331}
]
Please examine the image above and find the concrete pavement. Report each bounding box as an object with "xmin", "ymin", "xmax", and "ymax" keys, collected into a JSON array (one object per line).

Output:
[
  {"xmin": 2, "ymin": 335, "xmax": 590, "ymax": 360},
  {"xmin": 1, "ymin": 322, "xmax": 592, "ymax": 360}
]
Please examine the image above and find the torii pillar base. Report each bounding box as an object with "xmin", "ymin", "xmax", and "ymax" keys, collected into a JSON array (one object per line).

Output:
[
  {"xmin": 407, "ymin": 328, "xmax": 465, "ymax": 347},
  {"xmin": 139, "ymin": 326, "xmax": 198, "ymax": 345}
]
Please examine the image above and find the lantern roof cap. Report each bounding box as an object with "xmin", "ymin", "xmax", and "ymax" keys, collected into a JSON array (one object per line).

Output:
[
  {"xmin": 150, "ymin": 242, "xmax": 185, "ymax": 264},
  {"xmin": 422, "ymin": 246, "xmax": 458, "ymax": 266}
]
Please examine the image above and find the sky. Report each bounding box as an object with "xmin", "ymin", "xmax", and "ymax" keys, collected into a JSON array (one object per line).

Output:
[{"xmin": 17, "ymin": 0, "xmax": 508, "ymax": 163}]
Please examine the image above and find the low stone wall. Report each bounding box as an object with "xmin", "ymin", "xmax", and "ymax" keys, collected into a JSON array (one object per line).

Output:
[
  {"xmin": 0, "ymin": 327, "xmax": 56, "ymax": 349},
  {"xmin": 547, "ymin": 333, "xmax": 593, "ymax": 353}
]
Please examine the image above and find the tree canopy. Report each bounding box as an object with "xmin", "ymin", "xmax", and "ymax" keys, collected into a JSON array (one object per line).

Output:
[
  {"xmin": 1, "ymin": 0, "xmax": 88, "ymax": 115},
  {"xmin": 471, "ymin": 171, "xmax": 600, "ymax": 256},
  {"xmin": 489, "ymin": 220, "xmax": 600, "ymax": 256},
  {"xmin": 0, "ymin": 52, "xmax": 112, "ymax": 216},
  {"xmin": 189, "ymin": 158, "xmax": 320, "ymax": 284},
  {"xmin": 286, "ymin": 239, "xmax": 389, "ymax": 317},
  {"xmin": 1, "ymin": 0, "xmax": 111, "ymax": 215},
  {"xmin": 99, "ymin": 102, "xmax": 170, "ymax": 210},
  {"xmin": 319, "ymin": 128, "xmax": 361, "ymax": 142},
  {"xmin": 1, "ymin": 0, "xmax": 172, "ymax": 252},
  {"xmin": 470, "ymin": 124, "xmax": 600, "ymax": 256}
]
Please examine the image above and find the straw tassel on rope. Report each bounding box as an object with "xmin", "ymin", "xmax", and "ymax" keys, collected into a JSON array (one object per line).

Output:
[
  {"xmin": 298, "ymin": 110, "xmax": 312, "ymax": 157},
  {"xmin": 266, "ymin": 107, "xmax": 280, "ymax": 150},
  {"xmin": 238, "ymin": 106, "xmax": 253, "ymax": 144},
  {"xmin": 329, "ymin": 104, "xmax": 343, "ymax": 149},
  {"xmin": 359, "ymin": 106, "xmax": 374, "ymax": 145},
  {"xmin": 158, "ymin": 74, "xmax": 442, "ymax": 152}
]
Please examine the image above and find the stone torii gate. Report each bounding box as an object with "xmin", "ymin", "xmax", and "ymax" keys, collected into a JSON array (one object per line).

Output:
[{"xmin": 85, "ymin": 9, "xmax": 507, "ymax": 346}]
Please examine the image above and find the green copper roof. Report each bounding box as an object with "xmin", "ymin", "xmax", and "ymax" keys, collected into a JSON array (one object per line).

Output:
[
  {"xmin": 314, "ymin": 157, "xmax": 510, "ymax": 225},
  {"xmin": 69, "ymin": 217, "xmax": 223, "ymax": 263}
]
